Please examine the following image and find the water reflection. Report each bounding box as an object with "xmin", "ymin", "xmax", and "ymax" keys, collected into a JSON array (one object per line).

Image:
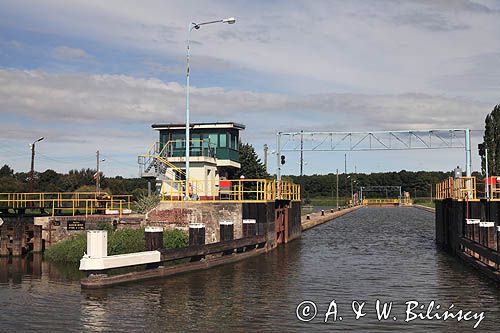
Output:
[{"xmin": 0, "ymin": 208, "xmax": 499, "ymax": 332}]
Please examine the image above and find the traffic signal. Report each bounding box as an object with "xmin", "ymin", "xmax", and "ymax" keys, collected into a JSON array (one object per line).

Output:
[
  {"xmin": 280, "ymin": 155, "xmax": 286, "ymax": 165},
  {"xmin": 478, "ymin": 143, "xmax": 485, "ymax": 157}
]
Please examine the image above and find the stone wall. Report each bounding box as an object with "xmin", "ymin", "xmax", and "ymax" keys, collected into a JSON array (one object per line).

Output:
[
  {"xmin": 146, "ymin": 202, "xmax": 243, "ymax": 244},
  {"xmin": 34, "ymin": 214, "xmax": 144, "ymax": 248}
]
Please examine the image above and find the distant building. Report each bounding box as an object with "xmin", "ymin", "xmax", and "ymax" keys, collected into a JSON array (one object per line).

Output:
[{"xmin": 139, "ymin": 122, "xmax": 245, "ymax": 199}]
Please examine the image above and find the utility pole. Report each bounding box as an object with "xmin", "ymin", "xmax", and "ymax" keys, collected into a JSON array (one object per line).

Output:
[
  {"xmin": 96, "ymin": 150, "xmax": 101, "ymax": 194},
  {"xmin": 344, "ymin": 153, "xmax": 347, "ymax": 174},
  {"xmin": 486, "ymin": 147, "xmax": 490, "ymax": 199},
  {"xmin": 263, "ymin": 144, "xmax": 268, "ymax": 172},
  {"xmin": 351, "ymin": 178, "xmax": 354, "ymax": 205},
  {"xmin": 29, "ymin": 137, "xmax": 44, "ymax": 192},
  {"xmin": 300, "ymin": 130, "xmax": 304, "ymax": 176},
  {"xmin": 336, "ymin": 169, "xmax": 339, "ymax": 210}
]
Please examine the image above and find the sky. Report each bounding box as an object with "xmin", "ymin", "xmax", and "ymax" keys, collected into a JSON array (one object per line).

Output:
[{"xmin": 0, "ymin": 0, "xmax": 499, "ymax": 178}]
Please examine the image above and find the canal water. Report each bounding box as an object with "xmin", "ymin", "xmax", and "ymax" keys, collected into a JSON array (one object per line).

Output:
[{"xmin": 1, "ymin": 207, "xmax": 499, "ymax": 332}]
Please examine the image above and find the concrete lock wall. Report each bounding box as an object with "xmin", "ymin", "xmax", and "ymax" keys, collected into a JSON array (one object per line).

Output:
[
  {"xmin": 34, "ymin": 215, "xmax": 143, "ymax": 248},
  {"xmin": 148, "ymin": 200, "xmax": 302, "ymax": 248},
  {"xmin": 436, "ymin": 199, "xmax": 500, "ymax": 254},
  {"xmin": 147, "ymin": 202, "xmax": 243, "ymax": 244},
  {"xmin": 0, "ymin": 216, "xmax": 42, "ymax": 256}
]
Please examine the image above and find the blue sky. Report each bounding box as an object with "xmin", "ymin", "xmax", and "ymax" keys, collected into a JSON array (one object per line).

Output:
[{"xmin": 0, "ymin": 0, "xmax": 499, "ymax": 177}]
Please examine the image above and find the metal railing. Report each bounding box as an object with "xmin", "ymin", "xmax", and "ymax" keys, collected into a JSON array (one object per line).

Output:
[
  {"xmin": 160, "ymin": 179, "xmax": 301, "ymax": 203},
  {"xmin": 0, "ymin": 192, "xmax": 132, "ymax": 217},
  {"xmin": 362, "ymin": 198, "xmax": 400, "ymax": 205},
  {"xmin": 435, "ymin": 177, "xmax": 476, "ymax": 200}
]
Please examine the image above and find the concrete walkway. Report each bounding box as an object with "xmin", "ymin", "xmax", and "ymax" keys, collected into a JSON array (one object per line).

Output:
[{"xmin": 301, "ymin": 205, "xmax": 364, "ymax": 231}]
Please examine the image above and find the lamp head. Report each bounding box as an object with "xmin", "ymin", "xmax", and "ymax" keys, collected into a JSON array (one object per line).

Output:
[
  {"xmin": 37, "ymin": 137, "xmax": 44, "ymax": 142},
  {"xmin": 222, "ymin": 17, "xmax": 236, "ymax": 24}
]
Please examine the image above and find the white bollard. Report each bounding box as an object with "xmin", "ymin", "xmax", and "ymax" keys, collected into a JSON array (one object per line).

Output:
[{"xmin": 87, "ymin": 230, "xmax": 108, "ymax": 259}]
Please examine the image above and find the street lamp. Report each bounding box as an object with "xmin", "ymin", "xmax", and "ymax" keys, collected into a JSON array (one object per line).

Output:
[
  {"xmin": 347, "ymin": 175, "xmax": 356, "ymax": 206},
  {"xmin": 29, "ymin": 137, "xmax": 44, "ymax": 192},
  {"xmin": 185, "ymin": 17, "xmax": 236, "ymax": 200}
]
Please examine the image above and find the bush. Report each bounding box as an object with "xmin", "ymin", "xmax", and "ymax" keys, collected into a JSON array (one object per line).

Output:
[
  {"xmin": 45, "ymin": 233, "xmax": 87, "ymax": 264},
  {"xmin": 163, "ymin": 229, "xmax": 188, "ymax": 249},
  {"xmin": 45, "ymin": 228, "xmax": 188, "ymax": 264}
]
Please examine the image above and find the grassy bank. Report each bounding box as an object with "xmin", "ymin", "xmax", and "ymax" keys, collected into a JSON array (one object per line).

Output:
[
  {"xmin": 307, "ymin": 196, "xmax": 350, "ymax": 206},
  {"xmin": 45, "ymin": 228, "xmax": 188, "ymax": 264},
  {"xmin": 413, "ymin": 199, "xmax": 435, "ymax": 208}
]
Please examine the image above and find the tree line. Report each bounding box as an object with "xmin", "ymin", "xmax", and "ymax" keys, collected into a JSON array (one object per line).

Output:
[
  {"xmin": 0, "ymin": 165, "xmax": 148, "ymax": 198},
  {"xmin": 482, "ymin": 104, "xmax": 500, "ymax": 176}
]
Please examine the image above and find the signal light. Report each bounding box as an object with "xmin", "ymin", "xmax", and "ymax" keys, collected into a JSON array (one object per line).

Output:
[
  {"xmin": 478, "ymin": 143, "xmax": 485, "ymax": 157},
  {"xmin": 280, "ymin": 155, "xmax": 286, "ymax": 165}
]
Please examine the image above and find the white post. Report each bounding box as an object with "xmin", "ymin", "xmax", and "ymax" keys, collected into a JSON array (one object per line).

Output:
[{"xmin": 86, "ymin": 230, "xmax": 107, "ymax": 259}]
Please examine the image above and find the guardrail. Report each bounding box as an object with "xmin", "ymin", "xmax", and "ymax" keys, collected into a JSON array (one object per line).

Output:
[
  {"xmin": 362, "ymin": 198, "xmax": 400, "ymax": 205},
  {"xmin": 0, "ymin": 192, "xmax": 132, "ymax": 217},
  {"xmin": 435, "ymin": 177, "xmax": 476, "ymax": 200},
  {"xmin": 160, "ymin": 179, "xmax": 301, "ymax": 202}
]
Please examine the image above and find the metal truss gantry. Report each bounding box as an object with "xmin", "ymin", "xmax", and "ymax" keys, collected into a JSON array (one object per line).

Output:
[{"xmin": 276, "ymin": 129, "xmax": 472, "ymax": 180}]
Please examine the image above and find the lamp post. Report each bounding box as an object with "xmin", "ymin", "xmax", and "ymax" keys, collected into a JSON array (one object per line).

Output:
[
  {"xmin": 185, "ymin": 17, "xmax": 236, "ymax": 200},
  {"xmin": 336, "ymin": 169, "xmax": 339, "ymax": 210},
  {"xmin": 95, "ymin": 150, "xmax": 105, "ymax": 194},
  {"xmin": 29, "ymin": 137, "xmax": 44, "ymax": 192}
]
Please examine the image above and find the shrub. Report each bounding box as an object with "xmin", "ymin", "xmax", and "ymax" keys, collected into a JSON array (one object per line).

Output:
[
  {"xmin": 45, "ymin": 228, "xmax": 188, "ymax": 264},
  {"xmin": 163, "ymin": 229, "xmax": 188, "ymax": 249}
]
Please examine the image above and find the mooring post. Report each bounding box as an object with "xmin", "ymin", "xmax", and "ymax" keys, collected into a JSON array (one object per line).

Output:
[
  {"xmin": 145, "ymin": 227, "xmax": 164, "ymax": 251},
  {"xmin": 189, "ymin": 223, "xmax": 205, "ymax": 261},
  {"xmin": 87, "ymin": 230, "xmax": 108, "ymax": 259},
  {"xmin": 321, "ymin": 210, "xmax": 325, "ymax": 216},
  {"xmin": 189, "ymin": 223, "xmax": 205, "ymax": 246},
  {"xmin": 485, "ymin": 222, "xmax": 496, "ymax": 250},
  {"xmin": 220, "ymin": 221, "xmax": 234, "ymax": 255},
  {"xmin": 242, "ymin": 219, "xmax": 257, "ymax": 251},
  {"xmin": 219, "ymin": 221, "xmax": 234, "ymax": 242},
  {"xmin": 242, "ymin": 219, "xmax": 256, "ymax": 237},
  {"xmin": 145, "ymin": 226, "xmax": 163, "ymax": 269},
  {"xmin": 306, "ymin": 214, "xmax": 310, "ymax": 220}
]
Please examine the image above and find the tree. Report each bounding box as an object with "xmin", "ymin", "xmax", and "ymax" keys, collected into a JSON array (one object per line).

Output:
[
  {"xmin": 236, "ymin": 142, "xmax": 268, "ymax": 179},
  {"xmin": 482, "ymin": 104, "xmax": 500, "ymax": 176},
  {"xmin": 0, "ymin": 164, "xmax": 14, "ymax": 178}
]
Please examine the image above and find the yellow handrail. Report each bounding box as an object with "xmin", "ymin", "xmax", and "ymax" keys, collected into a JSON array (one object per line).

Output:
[{"xmin": 159, "ymin": 178, "xmax": 300, "ymax": 203}]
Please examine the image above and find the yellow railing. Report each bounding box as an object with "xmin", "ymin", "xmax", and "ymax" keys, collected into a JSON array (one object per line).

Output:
[
  {"xmin": 0, "ymin": 192, "xmax": 132, "ymax": 217},
  {"xmin": 435, "ymin": 177, "xmax": 476, "ymax": 200},
  {"xmin": 160, "ymin": 179, "xmax": 301, "ymax": 203},
  {"xmin": 363, "ymin": 198, "xmax": 400, "ymax": 205},
  {"xmin": 486, "ymin": 176, "xmax": 500, "ymax": 199}
]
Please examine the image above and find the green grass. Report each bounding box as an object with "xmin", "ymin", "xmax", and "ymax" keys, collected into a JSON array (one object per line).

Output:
[
  {"xmin": 413, "ymin": 199, "xmax": 435, "ymax": 208},
  {"xmin": 306, "ymin": 196, "xmax": 350, "ymax": 206},
  {"xmin": 45, "ymin": 228, "xmax": 188, "ymax": 264}
]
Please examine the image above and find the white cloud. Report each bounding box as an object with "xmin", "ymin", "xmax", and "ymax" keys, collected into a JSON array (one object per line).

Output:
[
  {"xmin": 3, "ymin": 1, "xmax": 500, "ymax": 100},
  {"xmin": 0, "ymin": 68, "xmax": 492, "ymax": 175},
  {"xmin": 0, "ymin": 68, "xmax": 491, "ymax": 131},
  {"xmin": 51, "ymin": 46, "xmax": 92, "ymax": 61}
]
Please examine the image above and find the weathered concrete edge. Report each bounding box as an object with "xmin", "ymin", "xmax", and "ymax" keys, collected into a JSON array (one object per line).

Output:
[
  {"xmin": 301, "ymin": 205, "xmax": 364, "ymax": 231},
  {"xmin": 413, "ymin": 204, "xmax": 435, "ymax": 213}
]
